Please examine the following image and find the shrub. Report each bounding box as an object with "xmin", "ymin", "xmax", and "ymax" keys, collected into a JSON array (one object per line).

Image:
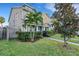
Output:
[
  {"xmin": 16, "ymin": 32, "xmax": 30, "ymax": 42},
  {"xmin": 16, "ymin": 32, "xmax": 42, "ymax": 42},
  {"xmin": 47, "ymin": 30, "xmax": 56, "ymax": 36},
  {"xmin": 43, "ymin": 31, "xmax": 49, "ymax": 37},
  {"xmin": 35, "ymin": 32, "xmax": 42, "ymax": 39},
  {"xmin": 43, "ymin": 30, "xmax": 56, "ymax": 37}
]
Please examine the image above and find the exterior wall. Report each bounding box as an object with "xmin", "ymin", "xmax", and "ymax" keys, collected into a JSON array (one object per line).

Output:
[
  {"xmin": 42, "ymin": 13, "xmax": 52, "ymax": 31},
  {"xmin": 8, "ymin": 6, "xmax": 35, "ymax": 38},
  {"xmin": 42, "ymin": 13, "xmax": 50, "ymax": 27},
  {"xmin": 8, "ymin": 5, "xmax": 52, "ymax": 38}
]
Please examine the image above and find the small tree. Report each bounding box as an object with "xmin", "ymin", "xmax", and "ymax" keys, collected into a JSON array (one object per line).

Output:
[
  {"xmin": 0, "ymin": 16, "xmax": 5, "ymax": 27},
  {"xmin": 52, "ymin": 3, "xmax": 79, "ymax": 47},
  {"xmin": 0, "ymin": 16, "xmax": 5, "ymax": 39},
  {"xmin": 23, "ymin": 11, "xmax": 43, "ymax": 41}
]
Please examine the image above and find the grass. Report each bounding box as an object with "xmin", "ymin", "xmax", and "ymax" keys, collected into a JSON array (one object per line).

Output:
[
  {"xmin": 51, "ymin": 34, "xmax": 79, "ymax": 44},
  {"xmin": 0, "ymin": 39, "xmax": 79, "ymax": 55},
  {"xmin": 51, "ymin": 34, "xmax": 63, "ymax": 40}
]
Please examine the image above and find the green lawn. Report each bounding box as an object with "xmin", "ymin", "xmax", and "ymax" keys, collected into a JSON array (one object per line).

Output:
[
  {"xmin": 0, "ymin": 39, "xmax": 79, "ymax": 55},
  {"xmin": 51, "ymin": 34, "xmax": 63, "ymax": 40},
  {"xmin": 51, "ymin": 34, "xmax": 79, "ymax": 44}
]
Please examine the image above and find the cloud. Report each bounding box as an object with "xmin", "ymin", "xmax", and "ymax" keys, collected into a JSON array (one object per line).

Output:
[
  {"xmin": 45, "ymin": 3, "xmax": 79, "ymax": 14},
  {"xmin": 45, "ymin": 3, "xmax": 55, "ymax": 12},
  {"xmin": 2, "ymin": 22, "xmax": 8, "ymax": 27},
  {"xmin": 73, "ymin": 4, "xmax": 79, "ymax": 14}
]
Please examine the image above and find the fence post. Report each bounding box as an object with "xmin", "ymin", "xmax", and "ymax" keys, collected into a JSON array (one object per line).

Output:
[
  {"xmin": 7, "ymin": 26, "xmax": 9, "ymax": 41},
  {"xmin": 0, "ymin": 27, "xmax": 3, "ymax": 39}
]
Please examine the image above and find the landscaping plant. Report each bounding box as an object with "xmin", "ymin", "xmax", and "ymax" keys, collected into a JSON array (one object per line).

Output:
[{"xmin": 52, "ymin": 3, "xmax": 79, "ymax": 47}]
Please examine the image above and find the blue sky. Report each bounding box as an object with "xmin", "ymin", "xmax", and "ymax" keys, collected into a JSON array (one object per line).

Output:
[
  {"xmin": 0, "ymin": 3, "xmax": 79, "ymax": 26},
  {"xmin": 0, "ymin": 3, "xmax": 55, "ymax": 26}
]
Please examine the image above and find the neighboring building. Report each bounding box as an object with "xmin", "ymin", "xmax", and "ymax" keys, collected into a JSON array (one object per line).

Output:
[
  {"xmin": 42, "ymin": 13, "xmax": 52, "ymax": 31},
  {"xmin": 8, "ymin": 4, "xmax": 52, "ymax": 38}
]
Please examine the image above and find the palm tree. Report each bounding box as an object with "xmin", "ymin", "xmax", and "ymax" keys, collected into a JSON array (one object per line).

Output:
[
  {"xmin": 33, "ymin": 12, "xmax": 43, "ymax": 31},
  {"xmin": 0, "ymin": 16, "xmax": 5, "ymax": 39},
  {"xmin": 0, "ymin": 16, "xmax": 5, "ymax": 27},
  {"xmin": 23, "ymin": 11, "xmax": 43, "ymax": 41},
  {"xmin": 23, "ymin": 12, "xmax": 34, "ymax": 41},
  {"xmin": 33, "ymin": 12, "xmax": 43, "ymax": 38}
]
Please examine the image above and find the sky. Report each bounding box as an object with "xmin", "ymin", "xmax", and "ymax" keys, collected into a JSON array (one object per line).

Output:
[{"xmin": 0, "ymin": 3, "xmax": 79, "ymax": 27}]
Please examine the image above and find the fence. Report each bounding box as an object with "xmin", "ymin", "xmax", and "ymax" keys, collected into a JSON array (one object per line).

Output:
[
  {"xmin": 0, "ymin": 26, "xmax": 18, "ymax": 40},
  {"xmin": 0, "ymin": 27, "xmax": 7, "ymax": 39}
]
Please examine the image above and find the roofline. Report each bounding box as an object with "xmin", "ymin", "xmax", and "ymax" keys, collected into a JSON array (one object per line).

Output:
[
  {"xmin": 23, "ymin": 4, "xmax": 36, "ymax": 11},
  {"xmin": 42, "ymin": 13, "xmax": 50, "ymax": 18},
  {"xmin": 8, "ymin": 8, "xmax": 13, "ymax": 22},
  {"xmin": 11, "ymin": 4, "xmax": 36, "ymax": 11},
  {"xmin": 8, "ymin": 4, "xmax": 36, "ymax": 22}
]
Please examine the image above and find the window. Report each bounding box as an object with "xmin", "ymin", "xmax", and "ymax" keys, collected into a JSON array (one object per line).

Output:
[
  {"xmin": 38, "ymin": 26, "xmax": 42, "ymax": 31},
  {"xmin": 45, "ymin": 27, "xmax": 49, "ymax": 31}
]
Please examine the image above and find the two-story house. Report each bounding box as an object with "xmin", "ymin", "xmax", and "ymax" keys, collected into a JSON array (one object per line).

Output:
[{"xmin": 7, "ymin": 4, "xmax": 52, "ymax": 38}]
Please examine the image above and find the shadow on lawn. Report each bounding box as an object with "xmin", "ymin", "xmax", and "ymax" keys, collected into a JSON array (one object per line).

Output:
[{"xmin": 8, "ymin": 37, "xmax": 43, "ymax": 43}]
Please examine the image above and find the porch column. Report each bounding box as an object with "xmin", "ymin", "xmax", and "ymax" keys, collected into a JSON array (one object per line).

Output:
[{"xmin": 36, "ymin": 26, "xmax": 38, "ymax": 32}]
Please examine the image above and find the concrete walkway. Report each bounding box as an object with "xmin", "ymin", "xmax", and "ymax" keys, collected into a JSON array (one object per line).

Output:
[{"xmin": 46, "ymin": 37, "xmax": 79, "ymax": 46}]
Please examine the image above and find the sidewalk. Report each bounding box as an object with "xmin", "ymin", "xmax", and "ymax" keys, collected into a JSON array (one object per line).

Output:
[{"xmin": 46, "ymin": 37, "xmax": 79, "ymax": 46}]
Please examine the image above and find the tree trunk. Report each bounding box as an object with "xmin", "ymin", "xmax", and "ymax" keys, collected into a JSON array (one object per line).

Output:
[
  {"xmin": 41, "ymin": 25, "xmax": 43, "ymax": 38},
  {"xmin": 63, "ymin": 34, "xmax": 68, "ymax": 47},
  {"xmin": 35, "ymin": 25, "xmax": 37, "ymax": 39},
  {"xmin": 30, "ymin": 26, "xmax": 32, "ymax": 41},
  {"xmin": 32, "ymin": 26, "xmax": 35, "ymax": 41},
  {"xmin": 30, "ymin": 25, "xmax": 34, "ymax": 42}
]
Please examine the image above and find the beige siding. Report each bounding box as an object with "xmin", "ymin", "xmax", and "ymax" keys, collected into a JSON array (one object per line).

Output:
[
  {"xmin": 42, "ymin": 13, "xmax": 50, "ymax": 27},
  {"xmin": 8, "ymin": 6, "xmax": 51, "ymax": 38},
  {"xmin": 9, "ymin": 6, "xmax": 35, "ymax": 38}
]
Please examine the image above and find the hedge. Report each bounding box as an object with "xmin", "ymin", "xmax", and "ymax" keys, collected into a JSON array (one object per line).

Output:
[{"xmin": 16, "ymin": 32, "xmax": 42, "ymax": 42}]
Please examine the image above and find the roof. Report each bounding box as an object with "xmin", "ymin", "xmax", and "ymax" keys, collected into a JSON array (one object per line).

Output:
[
  {"xmin": 8, "ymin": 4, "xmax": 35, "ymax": 22},
  {"xmin": 22, "ymin": 4, "xmax": 36, "ymax": 11},
  {"xmin": 8, "ymin": 8, "xmax": 13, "ymax": 22}
]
